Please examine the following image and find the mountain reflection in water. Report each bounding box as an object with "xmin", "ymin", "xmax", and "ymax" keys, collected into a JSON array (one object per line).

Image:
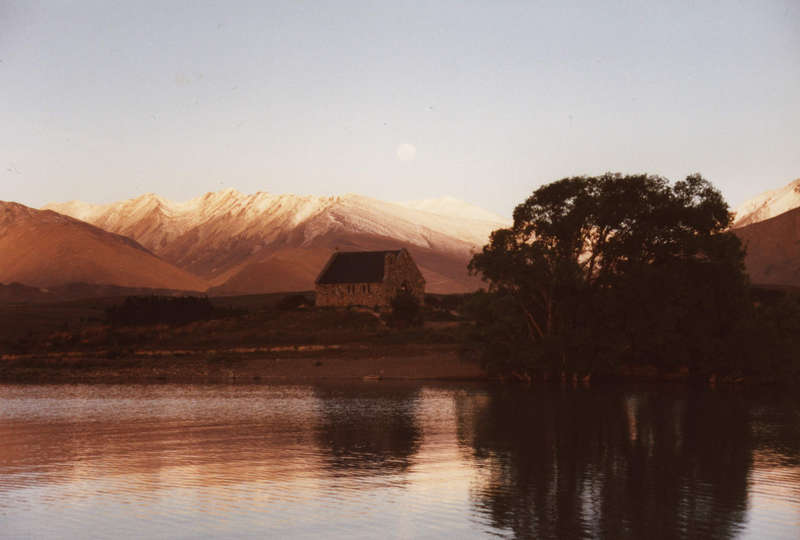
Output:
[{"xmin": 0, "ymin": 384, "xmax": 798, "ymax": 539}]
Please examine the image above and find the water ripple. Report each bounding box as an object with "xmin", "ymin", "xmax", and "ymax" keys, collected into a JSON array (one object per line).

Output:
[{"xmin": 0, "ymin": 384, "xmax": 799, "ymax": 538}]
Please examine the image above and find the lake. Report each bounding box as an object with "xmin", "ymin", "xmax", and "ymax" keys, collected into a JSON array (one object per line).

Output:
[{"xmin": 1, "ymin": 383, "xmax": 798, "ymax": 539}]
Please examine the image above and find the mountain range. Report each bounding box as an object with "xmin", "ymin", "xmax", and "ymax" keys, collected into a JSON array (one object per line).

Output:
[
  {"xmin": 41, "ymin": 190, "xmax": 507, "ymax": 295},
  {"xmin": 3, "ymin": 179, "xmax": 800, "ymax": 299}
]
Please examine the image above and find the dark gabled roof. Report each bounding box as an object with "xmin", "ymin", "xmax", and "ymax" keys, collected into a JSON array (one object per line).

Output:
[{"xmin": 315, "ymin": 250, "xmax": 401, "ymax": 284}]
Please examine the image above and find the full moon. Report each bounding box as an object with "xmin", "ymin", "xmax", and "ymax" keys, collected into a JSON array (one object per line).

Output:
[{"xmin": 396, "ymin": 143, "xmax": 417, "ymax": 161}]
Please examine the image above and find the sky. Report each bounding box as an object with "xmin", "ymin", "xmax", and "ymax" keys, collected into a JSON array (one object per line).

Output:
[{"xmin": 1, "ymin": 0, "xmax": 799, "ymax": 217}]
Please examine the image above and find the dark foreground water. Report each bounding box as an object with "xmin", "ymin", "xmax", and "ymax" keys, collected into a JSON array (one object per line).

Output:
[{"xmin": 0, "ymin": 383, "xmax": 798, "ymax": 539}]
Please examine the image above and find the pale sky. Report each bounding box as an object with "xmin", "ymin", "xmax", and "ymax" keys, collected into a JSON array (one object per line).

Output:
[{"xmin": 1, "ymin": 0, "xmax": 798, "ymax": 217}]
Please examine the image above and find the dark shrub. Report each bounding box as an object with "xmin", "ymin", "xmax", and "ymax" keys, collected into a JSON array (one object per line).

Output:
[
  {"xmin": 389, "ymin": 290, "xmax": 423, "ymax": 327},
  {"xmin": 424, "ymin": 294, "xmax": 441, "ymax": 309},
  {"xmin": 276, "ymin": 294, "xmax": 313, "ymax": 311},
  {"xmin": 106, "ymin": 296, "xmax": 216, "ymax": 327}
]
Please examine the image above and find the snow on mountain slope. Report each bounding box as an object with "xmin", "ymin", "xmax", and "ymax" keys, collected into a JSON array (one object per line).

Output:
[
  {"xmin": 44, "ymin": 190, "xmax": 509, "ymax": 294},
  {"xmin": 304, "ymin": 194, "xmax": 505, "ymax": 251},
  {"xmin": 46, "ymin": 191, "xmax": 506, "ymax": 254},
  {"xmin": 733, "ymin": 178, "xmax": 800, "ymax": 227},
  {"xmin": 725, "ymin": 178, "xmax": 800, "ymax": 288}
]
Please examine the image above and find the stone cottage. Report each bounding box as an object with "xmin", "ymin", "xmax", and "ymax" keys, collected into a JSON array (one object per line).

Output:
[{"xmin": 315, "ymin": 248, "xmax": 425, "ymax": 307}]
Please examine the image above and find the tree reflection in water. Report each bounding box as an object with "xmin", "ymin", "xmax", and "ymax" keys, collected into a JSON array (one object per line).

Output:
[
  {"xmin": 313, "ymin": 384, "xmax": 422, "ymax": 476},
  {"xmin": 455, "ymin": 386, "xmax": 786, "ymax": 539}
]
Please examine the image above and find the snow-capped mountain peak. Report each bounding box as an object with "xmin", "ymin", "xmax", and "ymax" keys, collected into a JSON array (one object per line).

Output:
[{"xmin": 43, "ymin": 189, "xmax": 509, "ymax": 293}]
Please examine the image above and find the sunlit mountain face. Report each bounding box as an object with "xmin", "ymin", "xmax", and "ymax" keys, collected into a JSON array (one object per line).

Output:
[
  {"xmin": 44, "ymin": 190, "xmax": 509, "ymax": 294},
  {"xmin": 0, "ymin": 201, "xmax": 207, "ymax": 292},
  {"xmin": 733, "ymin": 178, "xmax": 800, "ymax": 228},
  {"xmin": 731, "ymin": 179, "xmax": 800, "ymax": 289}
]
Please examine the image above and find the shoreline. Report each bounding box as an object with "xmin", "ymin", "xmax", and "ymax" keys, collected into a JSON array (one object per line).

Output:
[
  {"xmin": 0, "ymin": 346, "xmax": 782, "ymax": 386},
  {"xmin": 0, "ymin": 343, "xmax": 489, "ymax": 384},
  {"xmin": 3, "ymin": 295, "xmax": 793, "ymax": 387}
]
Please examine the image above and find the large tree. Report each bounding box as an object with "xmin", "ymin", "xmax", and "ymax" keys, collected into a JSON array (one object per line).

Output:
[{"xmin": 468, "ymin": 173, "xmax": 750, "ymax": 378}]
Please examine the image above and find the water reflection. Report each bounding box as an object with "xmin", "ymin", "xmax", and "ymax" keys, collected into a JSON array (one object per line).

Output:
[
  {"xmin": 0, "ymin": 384, "xmax": 798, "ymax": 538},
  {"xmin": 457, "ymin": 386, "xmax": 800, "ymax": 539},
  {"xmin": 0, "ymin": 385, "xmax": 331, "ymax": 538},
  {"xmin": 313, "ymin": 384, "xmax": 422, "ymax": 476},
  {"xmin": 0, "ymin": 384, "xmax": 322, "ymax": 481}
]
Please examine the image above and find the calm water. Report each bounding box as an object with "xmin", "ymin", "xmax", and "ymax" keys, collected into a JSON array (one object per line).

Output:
[{"xmin": 1, "ymin": 383, "xmax": 799, "ymax": 539}]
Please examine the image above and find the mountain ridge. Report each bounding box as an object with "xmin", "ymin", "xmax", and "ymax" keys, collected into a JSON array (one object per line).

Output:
[
  {"xmin": 44, "ymin": 190, "xmax": 509, "ymax": 294},
  {"xmin": 733, "ymin": 178, "xmax": 800, "ymax": 227}
]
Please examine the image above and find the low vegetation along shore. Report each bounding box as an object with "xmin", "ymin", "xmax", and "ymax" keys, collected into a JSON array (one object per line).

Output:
[
  {"xmin": 0, "ymin": 292, "xmax": 484, "ymax": 383},
  {"xmin": 2, "ymin": 284, "xmax": 798, "ymax": 385}
]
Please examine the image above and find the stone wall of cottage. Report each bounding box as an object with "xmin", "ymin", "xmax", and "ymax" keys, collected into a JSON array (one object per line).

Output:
[
  {"xmin": 315, "ymin": 282, "xmax": 385, "ymax": 307},
  {"xmin": 314, "ymin": 249, "xmax": 426, "ymax": 308},
  {"xmin": 382, "ymin": 250, "xmax": 425, "ymax": 305}
]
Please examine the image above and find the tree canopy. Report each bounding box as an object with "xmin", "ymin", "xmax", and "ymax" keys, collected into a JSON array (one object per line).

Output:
[{"xmin": 468, "ymin": 173, "xmax": 752, "ymax": 379}]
